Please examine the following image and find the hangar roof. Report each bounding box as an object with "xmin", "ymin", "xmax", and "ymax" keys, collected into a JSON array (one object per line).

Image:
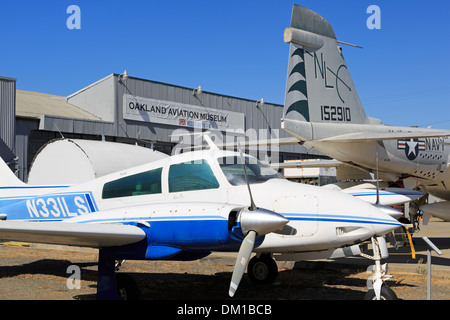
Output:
[{"xmin": 16, "ymin": 90, "xmax": 101, "ymax": 121}]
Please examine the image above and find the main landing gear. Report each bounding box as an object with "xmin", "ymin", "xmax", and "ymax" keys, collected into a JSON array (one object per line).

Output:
[
  {"xmin": 95, "ymin": 239, "xmax": 397, "ymax": 300},
  {"xmin": 247, "ymin": 254, "xmax": 279, "ymax": 285},
  {"xmin": 96, "ymin": 250, "xmax": 140, "ymax": 300}
]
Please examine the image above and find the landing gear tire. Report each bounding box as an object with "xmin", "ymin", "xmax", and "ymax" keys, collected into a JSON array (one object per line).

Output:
[
  {"xmin": 364, "ymin": 286, "xmax": 398, "ymax": 300},
  {"xmin": 116, "ymin": 273, "xmax": 140, "ymax": 300},
  {"xmin": 247, "ymin": 254, "xmax": 278, "ymax": 285}
]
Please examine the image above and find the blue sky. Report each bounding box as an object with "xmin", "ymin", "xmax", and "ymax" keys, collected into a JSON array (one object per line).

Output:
[{"xmin": 1, "ymin": 1, "xmax": 449, "ymax": 129}]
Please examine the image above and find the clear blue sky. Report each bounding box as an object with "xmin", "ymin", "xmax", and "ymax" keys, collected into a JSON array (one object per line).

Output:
[{"xmin": 1, "ymin": 1, "xmax": 449, "ymax": 129}]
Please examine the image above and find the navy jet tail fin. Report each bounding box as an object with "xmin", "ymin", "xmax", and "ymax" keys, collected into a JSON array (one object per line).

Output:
[{"xmin": 282, "ymin": 5, "xmax": 370, "ymax": 141}]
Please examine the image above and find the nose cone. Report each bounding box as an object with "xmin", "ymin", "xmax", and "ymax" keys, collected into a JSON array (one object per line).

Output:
[
  {"xmin": 370, "ymin": 205, "xmax": 402, "ymax": 236},
  {"xmin": 239, "ymin": 208, "xmax": 289, "ymax": 236}
]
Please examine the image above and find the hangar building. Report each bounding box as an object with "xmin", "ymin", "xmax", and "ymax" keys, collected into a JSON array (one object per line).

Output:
[{"xmin": 0, "ymin": 73, "xmax": 326, "ymax": 182}]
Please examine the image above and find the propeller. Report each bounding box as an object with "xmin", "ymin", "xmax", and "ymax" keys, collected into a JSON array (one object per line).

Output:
[{"xmin": 228, "ymin": 144, "xmax": 288, "ymax": 297}]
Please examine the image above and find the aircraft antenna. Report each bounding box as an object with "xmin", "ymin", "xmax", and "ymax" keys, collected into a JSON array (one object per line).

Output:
[
  {"xmin": 237, "ymin": 142, "xmax": 257, "ymax": 211},
  {"xmin": 337, "ymin": 40, "xmax": 363, "ymax": 49}
]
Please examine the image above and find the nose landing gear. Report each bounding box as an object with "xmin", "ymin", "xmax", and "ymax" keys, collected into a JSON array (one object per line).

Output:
[{"xmin": 361, "ymin": 237, "xmax": 398, "ymax": 300}]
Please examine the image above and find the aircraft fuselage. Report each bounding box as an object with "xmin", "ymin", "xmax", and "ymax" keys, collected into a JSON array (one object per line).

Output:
[{"xmin": 310, "ymin": 134, "xmax": 450, "ymax": 200}]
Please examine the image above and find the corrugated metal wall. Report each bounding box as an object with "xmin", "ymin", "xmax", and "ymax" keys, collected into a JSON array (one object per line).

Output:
[
  {"xmin": 47, "ymin": 74, "xmax": 325, "ymax": 158},
  {"xmin": 15, "ymin": 118, "xmax": 39, "ymax": 181},
  {"xmin": 0, "ymin": 76, "xmax": 16, "ymax": 163}
]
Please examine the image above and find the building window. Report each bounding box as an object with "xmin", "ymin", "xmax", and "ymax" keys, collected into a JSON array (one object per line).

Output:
[
  {"xmin": 102, "ymin": 168, "xmax": 162, "ymax": 199},
  {"xmin": 168, "ymin": 160, "xmax": 219, "ymax": 192}
]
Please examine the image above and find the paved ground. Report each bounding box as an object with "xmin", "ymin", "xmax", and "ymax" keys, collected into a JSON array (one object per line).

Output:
[{"xmin": 0, "ymin": 217, "xmax": 448, "ymax": 301}]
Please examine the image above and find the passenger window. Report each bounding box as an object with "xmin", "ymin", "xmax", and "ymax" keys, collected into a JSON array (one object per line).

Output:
[
  {"xmin": 102, "ymin": 168, "xmax": 162, "ymax": 199},
  {"xmin": 169, "ymin": 160, "xmax": 219, "ymax": 192}
]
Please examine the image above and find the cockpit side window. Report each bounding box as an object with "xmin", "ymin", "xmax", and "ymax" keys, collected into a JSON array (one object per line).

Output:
[
  {"xmin": 102, "ymin": 168, "xmax": 162, "ymax": 199},
  {"xmin": 219, "ymin": 156, "xmax": 284, "ymax": 186},
  {"xmin": 168, "ymin": 159, "xmax": 219, "ymax": 192}
]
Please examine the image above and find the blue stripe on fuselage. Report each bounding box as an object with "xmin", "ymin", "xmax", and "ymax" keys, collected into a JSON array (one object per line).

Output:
[{"xmin": 284, "ymin": 213, "xmax": 401, "ymax": 226}]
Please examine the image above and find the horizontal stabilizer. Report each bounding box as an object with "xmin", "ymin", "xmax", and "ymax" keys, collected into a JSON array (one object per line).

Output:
[{"xmin": 0, "ymin": 221, "xmax": 146, "ymax": 248}]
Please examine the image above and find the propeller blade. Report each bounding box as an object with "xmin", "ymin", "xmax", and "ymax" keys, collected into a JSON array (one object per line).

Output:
[
  {"xmin": 229, "ymin": 230, "xmax": 256, "ymax": 297},
  {"xmin": 229, "ymin": 144, "xmax": 289, "ymax": 297},
  {"xmin": 237, "ymin": 142, "xmax": 257, "ymax": 211}
]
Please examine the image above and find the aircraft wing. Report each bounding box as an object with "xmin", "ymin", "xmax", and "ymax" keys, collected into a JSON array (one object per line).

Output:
[
  {"xmin": 0, "ymin": 221, "xmax": 146, "ymax": 248},
  {"xmin": 317, "ymin": 130, "xmax": 450, "ymax": 143},
  {"xmin": 282, "ymin": 118, "xmax": 450, "ymax": 143},
  {"xmin": 200, "ymin": 130, "xmax": 449, "ymax": 149}
]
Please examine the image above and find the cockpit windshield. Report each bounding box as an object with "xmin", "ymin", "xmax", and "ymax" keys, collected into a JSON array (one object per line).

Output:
[{"xmin": 218, "ymin": 156, "xmax": 284, "ymax": 186}]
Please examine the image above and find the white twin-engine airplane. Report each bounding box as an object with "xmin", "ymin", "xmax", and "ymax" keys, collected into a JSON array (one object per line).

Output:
[
  {"xmin": 280, "ymin": 5, "xmax": 450, "ymax": 221},
  {"xmin": 0, "ymin": 136, "xmax": 403, "ymax": 300}
]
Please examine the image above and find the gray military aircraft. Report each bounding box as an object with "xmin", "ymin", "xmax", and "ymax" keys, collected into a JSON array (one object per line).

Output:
[{"xmin": 280, "ymin": 5, "xmax": 450, "ymax": 221}]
